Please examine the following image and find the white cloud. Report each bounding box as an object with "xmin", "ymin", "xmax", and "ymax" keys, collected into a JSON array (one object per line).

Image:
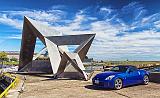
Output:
[
  {"xmin": 42, "ymin": 7, "xmax": 160, "ymax": 60},
  {"xmin": 67, "ymin": 12, "xmax": 85, "ymax": 30},
  {"xmin": 0, "ymin": 14, "xmax": 22, "ymax": 29},
  {"xmin": 2, "ymin": 9, "xmax": 65, "ymax": 22},
  {"xmin": 1, "ymin": 2, "xmax": 160, "ymax": 60},
  {"xmin": 154, "ymin": 20, "xmax": 160, "ymax": 29},
  {"xmin": 7, "ymin": 34, "xmax": 22, "ymax": 39},
  {"xmin": 0, "ymin": 9, "xmax": 66, "ymax": 29},
  {"xmin": 100, "ymin": 7, "xmax": 112, "ymax": 14},
  {"xmin": 142, "ymin": 13, "xmax": 160, "ymax": 24}
]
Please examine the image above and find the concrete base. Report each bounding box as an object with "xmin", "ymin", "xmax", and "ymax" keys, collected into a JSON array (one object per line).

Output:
[
  {"xmin": 19, "ymin": 60, "xmax": 52, "ymax": 74},
  {"xmin": 58, "ymin": 72, "xmax": 85, "ymax": 80}
]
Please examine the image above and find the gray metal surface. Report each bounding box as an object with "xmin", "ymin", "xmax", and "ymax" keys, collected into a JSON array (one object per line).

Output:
[{"xmin": 19, "ymin": 16, "xmax": 96, "ymax": 80}]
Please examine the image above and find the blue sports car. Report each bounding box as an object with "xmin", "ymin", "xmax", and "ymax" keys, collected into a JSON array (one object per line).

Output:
[{"xmin": 92, "ymin": 65, "xmax": 149, "ymax": 90}]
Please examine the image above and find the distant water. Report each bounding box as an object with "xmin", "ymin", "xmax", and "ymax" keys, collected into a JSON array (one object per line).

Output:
[{"xmin": 149, "ymin": 67, "xmax": 160, "ymax": 72}]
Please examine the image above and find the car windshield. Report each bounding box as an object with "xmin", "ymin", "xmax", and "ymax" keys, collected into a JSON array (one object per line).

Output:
[{"xmin": 110, "ymin": 66, "xmax": 128, "ymax": 72}]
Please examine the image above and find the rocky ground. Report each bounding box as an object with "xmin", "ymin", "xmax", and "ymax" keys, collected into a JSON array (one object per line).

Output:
[{"xmin": 19, "ymin": 72, "xmax": 160, "ymax": 98}]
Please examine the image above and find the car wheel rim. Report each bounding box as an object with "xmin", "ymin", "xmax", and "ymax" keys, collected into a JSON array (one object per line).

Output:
[
  {"xmin": 144, "ymin": 76, "xmax": 149, "ymax": 84},
  {"xmin": 115, "ymin": 79, "xmax": 122, "ymax": 89}
]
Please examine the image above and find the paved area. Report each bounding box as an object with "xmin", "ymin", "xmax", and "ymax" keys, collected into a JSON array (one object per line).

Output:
[
  {"xmin": 19, "ymin": 73, "xmax": 160, "ymax": 98},
  {"xmin": 7, "ymin": 79, "xmax": 24, "ymax": 98}
]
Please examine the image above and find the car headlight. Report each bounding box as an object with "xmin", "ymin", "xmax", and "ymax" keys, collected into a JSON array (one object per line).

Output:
[{"xmin": 105, "ymin": 75, "xmax": 115, "ymax": 80}]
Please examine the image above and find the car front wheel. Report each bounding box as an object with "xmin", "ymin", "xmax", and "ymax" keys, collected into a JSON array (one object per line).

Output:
[
  {"xmin": 114, "ymin": 78, "xmax": 123, "ymax": 90},
  {"xmin": 143, "ymin": 75, "xmax": 149, "ymax": 85}
]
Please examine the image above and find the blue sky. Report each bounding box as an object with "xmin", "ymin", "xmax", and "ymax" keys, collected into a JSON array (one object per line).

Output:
[{"xmin": 0, "ymin": 0, "xmax": 160, "ymax": 61}]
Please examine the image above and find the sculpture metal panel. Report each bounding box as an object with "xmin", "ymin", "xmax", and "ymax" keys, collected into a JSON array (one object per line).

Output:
[{"xmin": 19, "ymin": 16, "xmax": 95, "ymax": 80}]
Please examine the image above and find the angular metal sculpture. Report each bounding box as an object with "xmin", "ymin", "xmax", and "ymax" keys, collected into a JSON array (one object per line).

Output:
[{"xmin": 19, "ymin": 16, "xmax": 95, "ymax": 80}]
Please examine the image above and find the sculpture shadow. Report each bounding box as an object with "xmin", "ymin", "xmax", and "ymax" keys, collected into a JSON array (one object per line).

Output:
[
  {"xmin": 16, "ymin": 72, "xmax": 87, "ymax": 81},
  {"xmin": 27, "ymin": 74, "xmax": 53, "ymax": 78},
  {"xmin": 17, "ymin": 73, "xmax": 53, "ymax": 78},
  {"xmin": 42, "ymin": 78, "xmax": 85, "ymax": 81}
]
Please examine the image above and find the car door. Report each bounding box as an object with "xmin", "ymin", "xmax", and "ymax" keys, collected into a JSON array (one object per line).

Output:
[{"xmin": 126, "ymin": 66, "xmax": 141, "ymax": 85}]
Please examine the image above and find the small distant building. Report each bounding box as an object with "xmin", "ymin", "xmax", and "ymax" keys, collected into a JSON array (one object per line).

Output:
[
  {"xmin": 1, "ymin": 51, "xmax": 43, "ymax": 61},
  {"xmin": 83, "ymin": 58, "xmax": 93, "ymax": 65},
  {"xmin": 5, "ymin": 51, "xmax": 20, "ymax": 60},
  {"xmin": 155, "ymin": 63, "xmax": 160, "ymax": 66}
]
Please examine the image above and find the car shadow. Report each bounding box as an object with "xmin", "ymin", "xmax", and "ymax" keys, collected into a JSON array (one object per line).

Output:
[
  {"xmin": 85, "ymin": 85, "xmax": 113, "ymax": 91},
  {"xmin": 85, "ymin": 83, "xmax": 148, "ymax": 91},
  {"xmin": 85, "ymin": 85, "xmax": 132, "ymax": 98},
  {"xmin": 122, "ymin": 84, "xmax": 143, "ymax": 88}
]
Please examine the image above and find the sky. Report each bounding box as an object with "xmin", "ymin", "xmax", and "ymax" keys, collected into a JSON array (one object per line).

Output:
[{"xmin": 0, "ymin": 0, "xmax": 160, "ymax": 61}]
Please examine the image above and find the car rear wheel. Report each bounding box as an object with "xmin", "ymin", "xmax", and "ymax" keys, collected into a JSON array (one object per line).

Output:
[
  {"xmin": 143, "ymin": 75, "xmax": 149, "ymax": 85},
  {"xmin": 114, "ymin": 78, "xmax": 123, "ymax": 90}
]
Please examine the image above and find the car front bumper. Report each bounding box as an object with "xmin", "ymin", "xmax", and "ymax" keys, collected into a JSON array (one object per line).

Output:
[{"xmin": 92, "ymin": 79, "xmax": 114, "ymax": 89}]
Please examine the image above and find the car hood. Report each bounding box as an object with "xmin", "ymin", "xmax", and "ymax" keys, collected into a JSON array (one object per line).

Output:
[{"xmin": 94, "ymin": 71, "xmax": 122, "ymax": 80}]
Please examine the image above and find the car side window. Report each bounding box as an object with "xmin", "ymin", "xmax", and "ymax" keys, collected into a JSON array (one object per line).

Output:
[{"xmin": 129, "ymin": 66, "xmax": 137, "ymax": 72}]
